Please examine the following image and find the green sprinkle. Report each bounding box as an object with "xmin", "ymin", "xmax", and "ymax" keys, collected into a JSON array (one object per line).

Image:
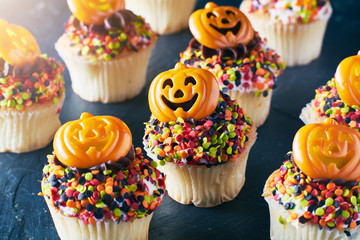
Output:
[
  {"xmin": 159, "ymin": 160, "xmax": 165, "ymax": 166},
  {"xmin": 88, "ymin": 186, "xmax": 94, "ymax": 192},
  {"xmin": 343, "ymin": 188, "xmax": 350, "ymax": 197},
  {"xmin": 227, "ymin": 124, "xmax": 235, "ymax": 132},
  {"xmin": 282, "ymin": 194, "xmax": 289, "ymax": 202},
  {"xmin": 226, "ymin": 147, "xmax": 232, "ymax": 154},
  {"xmin": 53, "ymin": 97, "xmax": 59, "ymax": 104},
  {"xmin": 108, "ymin": 42, "xmax": 115, "ymax": 49},
  {"xmin": 104, "ymin": 54, "xmax": 111, "ymax": 61},
  {"xmin": 325, "ymin": 198, "xmax": 334, "ymax": 207},
  {"xmin": 21, "ymin": 92, "xmax": 29, "ymax": 100},
  {"xmin": 325, "ymin": 108, "xmax": 333, "ymax": 115},
  {"xmin": 326, "ymin": 221, "xmax": 335, "ymax": 228},
  {"xmin": 202, "ymin": 142, "xmax": 211, "ymax": 149},
  {"xmin": 0, "ymin": 78, "xmax": 7, "ymax": 84},
  {"xmin": 76, "ymin": 185, "xmax": 86, "ymax": 193},
  {"xmin": 255, "ymin": 91, "xmax": 262, "ymax": 97},
  {"xmin": 15, "ymin": 104, "xmax": 23, "ymax": 110},
  {"xmin": 42, "ymin": 165, "xmax": 50, "ymax": 174},
  {"xmin": 114, "ymin": 208, "xmax": 121, "ymax": 217},
  {"xmin": 7, "ymin": 99, "xmax": 15, "ymax": 107},
  {"xmin": 352, "ymin": 105, "xmax": 360, "ymax": 110},
  {"xmin": 286, "ymin": 187, "xmax": 294, "ymax": 195},
  {"xmin": 177, "ymin": 117, "xmax": 184, "ymax": 123},
  {"xmin": 150, "ymin": 161, "xmax": 158, "ymax": 168},
  {"xmin": 351, "ymin": 196, "xmax": 357, "ymax": 206},
  {"xmin": 104, "ymin": 170, "xmax": 112, "ymax": 175},
  {"xmin": 315, "ymin": 207, "xmax": 324, "ymax": 216},
  {"xmin": 284, "ymin": 161, "xmax": 294, "ymax": 169},
  {"xmin": 278, "ymin": 215, "xmax": 284, "ymax": 225},
  {"xmin": 95, "ymin": 202, "xmax": 105, "ymax": 208},
  {"xmin": 120, "ymin": 33, "xmax": 127, "ymax": 41},
  {"xmin": 196, "ymin": 146, "xmax": 203, "ymax": 153},
  {"xmin": 81, "ymin": 46, "xmax": 90, "ymax": 55},
  {"xmin": 5, "ymin": 89, "xmax": 13, "ymax": 96},
  {"xmin": 85, "ymin": 172, "xmax": 93, "ymax": 181},
  {"xmin": 341, "ymin": 107, "xmax": 349, "ymax": 113},
  {"xmin": 300, "ymin": 199, "xmax": 308, "ymax": 208},
  {"xmin": 341, "ymin": 210, "xmax": 350, "ymax": 219}
]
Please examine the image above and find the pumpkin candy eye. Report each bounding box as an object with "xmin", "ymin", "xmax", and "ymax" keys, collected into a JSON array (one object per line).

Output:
[
  {"xmin": 189, "ymin": 2, "xmax": 254, "ymax": 49},
  {"xmin": 292, "ymin": 122, "xmax": 360, "ymax": 181},
  {"xmin": 148, "ymin": 63, "xmax": 220, "ymax": 122}
]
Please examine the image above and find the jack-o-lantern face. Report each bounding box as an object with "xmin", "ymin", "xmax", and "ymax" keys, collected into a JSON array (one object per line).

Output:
[
  {"xmin": 293, "ymin": 123, "xmax": 360, "ymax": 181},
  {"xmin": 189, "ymin": 2, "xmax": 254, "ymax": 49},
  {"xmin": 335, "ymin": 53, "xmax": 360, "ymax": 106},
  {"xmin": 148, "ymin": 63, "xmax": 220, "ymax": 122},
  {"xmin": 54, "ymin": 112, "xmax": 132, "ymax": 169},
  {"xmin": 67, "ymin": 0, "xmax": 125, "ymax": 25},
  {"xmin": 0, "ymin": 19, "xmax": 40, "ymax": 67}
]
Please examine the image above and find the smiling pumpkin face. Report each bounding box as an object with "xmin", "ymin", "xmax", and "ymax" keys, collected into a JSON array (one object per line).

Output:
[
  {"xmin": 189, "ymin": 2, "xmax": 254, "ymax": 49},
  {"xmin": 335, "ymin": 53, "xmax": 360, "ymax": 107},
  {"xmin": 67, "ymin": 0, "xmax": 125, "ymax": 25},
  {"xmin": 0, "ymin": 19, "xmax": 40, "ymax": 67},
  {"xmin": 292, "ymin": 122, "xmax": 360, "ymax": 181},
  {"xmin": 54, "ymin": 112, "xmax": 132, "ymax": 169},
  {"xmin": 148, "ymin": 63, "xmax": 220, "ymax": 122}
]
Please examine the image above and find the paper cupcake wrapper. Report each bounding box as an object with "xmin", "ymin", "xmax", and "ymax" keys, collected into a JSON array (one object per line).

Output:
[
  {"xmin": 125, "ymin": 0, "xmax": 196, "ymax": 34},
  {"xmin": 55, "ymin": 35, "xmax": 154, "ymax": 103},
  {"xmin": 264, "ymin": 171, "xmax": 360, "ymax": 240},
  {"xmin": 145, "ymin": 125, "xmax": 256, "ymax": 207},
  {"xmin": 241, "ymin": 0, "xmax": 332, "ymax": 67},
  {"xmin": 0, "ymin": 95, "xmax": 64, "ymax": 153},
  {"xmin": 227, "ymin": 90, "xmax": 272, "ymax": 127},
  {"xmin": 299, "ymin": 100, "xmax": 327, "ymax": 125},
  {"xmin": 45, "ymin": 198, "xmax": 153, "ymax": 240}
]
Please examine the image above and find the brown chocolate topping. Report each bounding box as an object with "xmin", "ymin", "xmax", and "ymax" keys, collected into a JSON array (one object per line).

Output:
[{"xmin": 0, "ymin": 56, "xmax": 46, "ymax": 78}]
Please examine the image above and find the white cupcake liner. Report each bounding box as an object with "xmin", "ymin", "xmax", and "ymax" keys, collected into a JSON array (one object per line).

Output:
[
  {"xmin": 264, "ymin": 171, "xmax": 360, "ymax": 240},
  {"xmin": 145, "ymin": 125, "xmax": 256, "ymax": 207},
  {"xmin": 45, "ymin": 198, "xmax": 153, "ymax": 240},
  {"xmin": 240, "ymin": 0, "xmax": 332, "ymax": 67},
  {"xmin": 55, "ymin": 35, "xmax": 154, "ymax": 103},
  {"xmin": 125, "ymin": 0, "xmax": 196, "ymax": 35},
  {"xmin": 0, "ymin": 95, "xmax": 64, "ymax": 153},
  {"xmin": 299, "ymin": 100, "xmax": 327, "ymax": 125},
  {"xmin": 227, "ymin": 89, "xmax": 272, "ymax": 127}
]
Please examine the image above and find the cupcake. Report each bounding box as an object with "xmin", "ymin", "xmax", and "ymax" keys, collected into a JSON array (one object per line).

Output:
[
  {"xmin": 143, "ymin": 63, "xmax": 256, "ymax": 207},
  {"xmin": 0, "ymin": 19, "xmax": 65, "ymax": 153},
  {"xmin": 180, "ymin": 2, "xmax": 285, "ymax": 127},
  {"xmin": 240, "ymin": 0, "xmax": 332, "ymax": 66},
  {"xmin": 300, "ymin": 53, "xmax": 360, "ymax": 130},
  {"xmin": 40, "ymin": 113, "xmax": 165, "ymax": 240},
  {"xmin": 264, "ymin": 122, "xmax": 360, "ymax": 240},
  {"xmin": 55, "ymin": 0, "xmax": 157, "ymax": 103},
  {"xmin": 125, "ymin": 0, "xmax": 196, "ymax": 35}
]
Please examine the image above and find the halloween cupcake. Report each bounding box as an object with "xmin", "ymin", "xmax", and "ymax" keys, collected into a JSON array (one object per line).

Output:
[
  {"xmin": 0, "ymin": 19, "xmax": 65, "ymax": 153},
  {"xmin": 179, "ymin": 2, "xmax": 285, "ymax": 127},
  {"xmin": 264, "ymin": 122, "xmax": 360, "ymax": 240},
  {"xmin": 55, "ymin": 0, "xmax": 157, "ymax": 103},
  {"xmin": 300, "ymin": 53, "xmax": 360, "ymax": 130},
  {"xmin": 240, "ymin": 0, "xmax": 332, "ymax": 66},
  {"xmin": 143, "ymin": 63, "xmax": 256, "ymax": 207},
  {"xmin": 125, "ymin": 0, "xmax": 196, "ymax": 35},
  {"xmin": 40, "ymin": 113, "xmax": 165, "ymax": 240}
]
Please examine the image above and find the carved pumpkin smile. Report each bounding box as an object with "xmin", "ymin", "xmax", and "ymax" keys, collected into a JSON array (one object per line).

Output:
[
  {"xmin": 148, "ymin": 63, "xmax": 220, "ymax": 122},
  {"xmin": 210, "ymin": 21, "xmax": 241, "ymax": 36},
  {"xmin": 161, "ymin": 93, "xmax": 198, "ymax": 112}
]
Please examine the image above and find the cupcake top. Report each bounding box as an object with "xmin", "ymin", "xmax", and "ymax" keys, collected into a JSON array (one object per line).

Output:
[
  {"xmin": 180, "ymin": 2, "xmax": 285, "ymax": 95},
  {"xmin": 144, "ymin": 64, "xmax": 253, "ymax": 166},
  {"xmin": 41, "ymin": 113, "xmax": 165, "ymax": 224},
  {"xmin": 311, "ymin": 53, "xmax": 360, "ymax": 131},
  {"xmin": 0, "ymin": 19, "xmax": 65, "ymax": 111},
  {"xmin": 64, "ymin": 0, "xmax": 157, "ymax": 62},
  {"xmin": 265, "ymin": 122, "xmax": 360, "ymax": 234},
  {"xmin": 247, "ymin": 0, "xmax": 332, "ymax": 24}
]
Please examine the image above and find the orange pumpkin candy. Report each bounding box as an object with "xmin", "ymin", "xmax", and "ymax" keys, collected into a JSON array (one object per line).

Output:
[
  {"xmin": 189, "ymin": 2, "xmax": 254, "ymax": 49},
  {"xmin": 0, "ymin": 19, "xmax": 40, "ymax": 67},
  {"xmin": 148, "ymin": 63, "xmax": 220, "ymax": 122},
  {"xmin": 292, "ymin": 122, "xmax": 360, "ymax": 181},
  {"xmin": 67, "ymin": 0, "xmax": 125, "ymax": 25},
  {"xmin": 335, "ymin": 53, "xmax": 360, "ymax": 107},
  {"xmin": 54, "ymin": 112, "xmax": 132, "ymax": 169}
]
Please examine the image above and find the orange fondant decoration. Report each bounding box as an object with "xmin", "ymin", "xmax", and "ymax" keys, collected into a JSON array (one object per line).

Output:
[
  {"xmin": 189, "ymin": 2, "xmax": 254, "ymax": 49},
  {"xmin": 0, "ymin": 19, "xmax": 40, "ymax": 67},
  {"xmin": 335, "ymin": 53, "xmax": 360, "ymax": 106},
  {"xmin": 67, "ymin": 0, "xmax": 125, "ymax": 25},
  {"xmin": 54, "ymin": 112, "xmax": 132, "ymax": 168},
  {"xmin": 293, "ymin": 123, "xmax": 360, "ymax": 181},
  {"xmin": 148, "ymin": 63, "xmax": 220, "ymax": 122}
]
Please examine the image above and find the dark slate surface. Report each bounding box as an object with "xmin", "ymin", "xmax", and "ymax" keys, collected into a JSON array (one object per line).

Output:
[{"xmin": 0, "ymin": 0, "xmax": 359, "ymax": 239}]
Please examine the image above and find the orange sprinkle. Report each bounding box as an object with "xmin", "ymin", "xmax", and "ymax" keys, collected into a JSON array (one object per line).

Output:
[
  {"xmin": 149, "ymin": 201, "xmax": 157, "ymax": 210},
  {"xmin": 303, "ymin": 211, "xmax": 313, "ymax": 219},
  {"xmin": 97, "ymin": 185, "xmax": 105, "ymax": 192},
  {"xmin": 326, "ymin": 182, "xmax": 336, "ymax": 190},
  {"xmin": 336, "ymin": 224, "xmax": 344, "ymax": 230},
  {"xmin": 81, "ymin": 200, "xmax": 89, "ymax": 207},
  {"xmin": 105, "ymin": 186, "xmax": 113, "ymax": 194},
  {"xmin": 71, "ymin": 181, "xmax": 78, "ymax": 188},
  {"xmin": 142, "ymin": 200, "xmax": 149, "ymax": 208},
  {"xmin": 319, "ymin": 219, "xmax": 326, "ymax": 227},
  {"xmin": 335, "ymin": 189, "xmax": 343, "ymax": 196},
  {"xmin": 75, "ymin": 201, "xmax": 81, "ymax": 210},
  {"xmin": 67, "ymin": 200, "xmax": 75, "ymax": 208},
  {"xmin": 121, "ymin": 188, "xmax": 129, "ymax": 196},
  {"xmin": 304, "ymin": 185, "xmax": 312, "ymax": 193},
  {"xmin": 279, "ymin": 186, "xmax": 286, "ymax": 194},
  {"xmin": 164, "ymin": 146, "xmax": 172, "ymax": 152},
  {"xmin": 221, "ymin": 154, "xmax": 228, "ymax": 162},
  {"xmin": 290, "ymin": 213, "xmax": 298, "ymax": 220},
  {"xmin": 91, "ymin": 170, "xmax": 100, "ymax": 175},
  {"xmin": 88, "ymin": 217, "xmax": 96, "ymax": 224},
  {"xmin": 181, "ymin": 151, "xmax": 188, "ymax": 159},
  {"xmin": 158, "ymin": 149, "xmax": 166, "ymax": 157},
  {"xmin": 350, "ymin": 221, "xmax": 357, "ymax": 229},
  {"xmin": 174, "ymin": 145, "xmax": 182, "ymax": 151}
]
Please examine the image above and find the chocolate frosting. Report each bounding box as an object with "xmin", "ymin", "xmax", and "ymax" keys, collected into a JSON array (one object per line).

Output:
[
  {"xmin": 71, "ymin": 9, "xmax": 139, "ymax": 36},
  {"xmin": 0, "ymin": 57, "xmax": 45, "ymax": 78},
  {"xmin": 188, "ymin": 34, "xmax": 260, "ymax": 60},
  {"xmin": 53, "ymin": 145, "xmax": 136, "ymax": 174}
]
